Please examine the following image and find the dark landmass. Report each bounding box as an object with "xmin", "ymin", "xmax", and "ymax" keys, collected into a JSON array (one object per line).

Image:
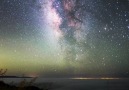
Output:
[
  {"xmin": 0, "ymin": 81, "xmax": 42, "ymax": 90},
  {"xmin": 0, "ymin": 76, "xmax": 32, "ymax": 78}
]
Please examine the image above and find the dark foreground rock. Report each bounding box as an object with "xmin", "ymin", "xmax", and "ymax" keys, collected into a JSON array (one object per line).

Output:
[{"xmin": 0, "ymin": 81, "xmax": 43, "ymax": 90}]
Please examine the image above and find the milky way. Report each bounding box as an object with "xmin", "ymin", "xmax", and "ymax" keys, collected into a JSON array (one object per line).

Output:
[{"xmin": 0, "ymin": 0, "xmax": 129, "ymax": 77}]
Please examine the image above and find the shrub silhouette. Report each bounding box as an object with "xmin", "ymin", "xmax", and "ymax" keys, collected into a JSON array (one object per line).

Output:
[{"xmin": 0, "ymin": 69, "xmax": 43, "ymax": 90}]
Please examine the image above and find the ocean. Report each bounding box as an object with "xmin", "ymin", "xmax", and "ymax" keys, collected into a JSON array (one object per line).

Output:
[{"xmin": 3, "ymin": 78, "xmax": 129, "ymax": 90}]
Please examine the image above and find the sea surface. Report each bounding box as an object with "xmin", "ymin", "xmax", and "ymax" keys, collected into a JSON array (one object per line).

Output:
[{"xmin": 3, "ymin": 78, "xmax": 129, "ymax": 90}]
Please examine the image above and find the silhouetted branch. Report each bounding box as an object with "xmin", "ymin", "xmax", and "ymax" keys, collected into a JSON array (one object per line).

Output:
[{"xmin": 0, "ymin": 69, "xmax": 7, "ymax": 76}]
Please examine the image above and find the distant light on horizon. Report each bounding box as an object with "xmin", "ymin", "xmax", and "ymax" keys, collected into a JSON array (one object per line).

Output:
[{"xmin": 71, "ymin": 77, "xmax": 121, "ymax": 80}]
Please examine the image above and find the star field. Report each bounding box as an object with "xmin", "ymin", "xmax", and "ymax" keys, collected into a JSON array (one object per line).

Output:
[{"xmin": 0, "ymin": 0, "xmax": 129, "ymax": 77}]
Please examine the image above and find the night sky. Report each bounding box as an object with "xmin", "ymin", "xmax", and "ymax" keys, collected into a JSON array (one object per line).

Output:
[{"xmin": 0, "ymin": 0, "xmax": 129, "ymax": 78}]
